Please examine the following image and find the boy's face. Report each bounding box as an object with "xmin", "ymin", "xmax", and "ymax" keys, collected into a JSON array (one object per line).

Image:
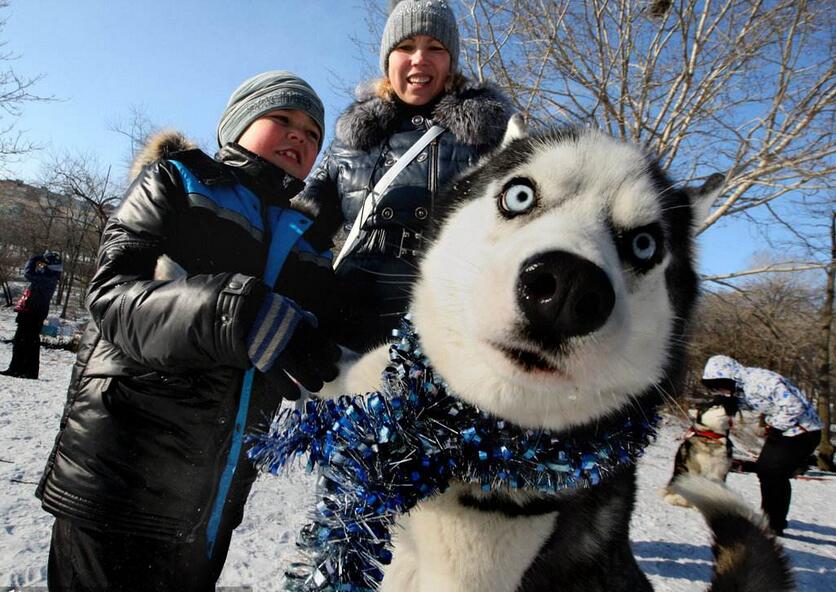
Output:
[{"xmin": 237, "ymin": 109, "xmax": 321, "ymax": 180}]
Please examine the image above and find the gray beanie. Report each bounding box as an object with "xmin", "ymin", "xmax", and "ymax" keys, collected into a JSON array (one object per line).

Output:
[
  {"xmin": 217, "ymin": 70, "xmax": 325, "ymax": 149},
  {"xmin": 379, "ymin": 0, "xmax": 460, "ymax": 74}
]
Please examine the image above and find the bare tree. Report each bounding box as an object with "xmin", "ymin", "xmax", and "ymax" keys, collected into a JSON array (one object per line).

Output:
[
  {"xmin": 39, "ymin": 152, "xmax": 122, "ymax": 317},
  {"xmin": 692, "ymin": 273, "xmax": 822, "ymax": 387},
  {"xmin": 109, "ymin": 104, "xmax": 159, "ymax": 178},
  {"xmin": 816, "ymin": 211, "xmax": 834, "ymax": 469},
  {"xmin": 450, "ymin": 0, "xmax": 833, "ymax": 280},
  {"xmin": 42, "ymin": 152, "xmax": 122, "ymax": 238},
  {"xmin": 0, "ymin": 0, "xmax": 52, "ymax": 170}
]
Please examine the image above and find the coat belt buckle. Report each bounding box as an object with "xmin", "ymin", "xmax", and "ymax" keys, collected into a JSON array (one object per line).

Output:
[{"xmin": 397, "ymin": 230, "xmax": 423, "ymax": 258}]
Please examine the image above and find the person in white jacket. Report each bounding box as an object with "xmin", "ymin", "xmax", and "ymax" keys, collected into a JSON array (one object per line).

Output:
[{"xmin": 702, "ymin": 354, "xmax": 823, "ymax": 535}]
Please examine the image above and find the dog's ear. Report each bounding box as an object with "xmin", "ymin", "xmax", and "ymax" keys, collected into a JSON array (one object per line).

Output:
[
  {"xmin": 687, "ymin": 173, "xmax": 724, "ymax": 227},
  {"xmin": 502, "ymin": 113, "xmax": 528, "ymax": 147}
]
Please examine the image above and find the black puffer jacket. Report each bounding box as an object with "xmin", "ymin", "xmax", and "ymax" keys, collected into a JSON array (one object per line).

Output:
[
  {"xmin": 36, "ymin": 136, "xmax": 326, "ymax": 543},
  {"xmin": 297, "ymin": 82, "xmax": 511, "ymax": 352}
]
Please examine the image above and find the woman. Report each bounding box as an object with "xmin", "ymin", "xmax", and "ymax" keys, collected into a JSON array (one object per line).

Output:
[
  {"xmin": 298, "ymin": 0, "xmax": 512, "ymax": 353},
  {"xmin": 702, "ymin": 354, "xmax": 823, "ymax": 536}
]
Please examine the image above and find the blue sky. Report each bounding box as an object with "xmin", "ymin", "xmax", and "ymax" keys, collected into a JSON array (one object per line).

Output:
[
  {"xmin": 2, "ymin": 0, "xmax": 785, "ymax": 278},
  {"xmin": 3, "ymin": 0, "xmax": 372, "ymax": 175}
]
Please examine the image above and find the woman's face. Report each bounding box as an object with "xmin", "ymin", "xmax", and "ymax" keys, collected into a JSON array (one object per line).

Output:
[{"xmin": 388, "ymin": 35, "xmax": 451, "ymax": 106}]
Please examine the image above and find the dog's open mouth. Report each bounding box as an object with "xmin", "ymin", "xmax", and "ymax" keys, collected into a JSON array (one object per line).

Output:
[{"xmin": 495, "ymin": 344, "xmax": 559, "ymax": 374}]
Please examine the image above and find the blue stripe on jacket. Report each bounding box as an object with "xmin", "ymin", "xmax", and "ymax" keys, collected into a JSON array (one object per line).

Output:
[{"xmin": 168, "ymin": 160, "xmax": 325, "ymax": 557}]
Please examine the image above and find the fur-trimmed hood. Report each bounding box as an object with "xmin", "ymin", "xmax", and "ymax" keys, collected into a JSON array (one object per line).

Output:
[
  {"xmin": 335, "ymin": 82, "xmax": 511, "ymax": 151},
  {"xmin": 129, "ymin": 130, "xmax": 197, "ymax": 180}
]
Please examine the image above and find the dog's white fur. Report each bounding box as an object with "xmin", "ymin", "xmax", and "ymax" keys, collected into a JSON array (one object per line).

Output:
[{"xmin": 382, "ymin": 485, "xmax": 559, "ymax": 592}]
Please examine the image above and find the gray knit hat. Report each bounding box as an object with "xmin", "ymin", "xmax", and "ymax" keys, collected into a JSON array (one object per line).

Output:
[
  {"xmin": 379, "ymin": 0, "xmax": 460, "ymax": 74},
  {"xmin": 217, "ymin": 70, "xmax": 325, "ymax": 149}
]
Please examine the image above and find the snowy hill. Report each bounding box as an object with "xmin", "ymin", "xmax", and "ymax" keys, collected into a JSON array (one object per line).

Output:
[{"xmin": 1, "ymin": 306, "xmax": 834, "ymax": 591}]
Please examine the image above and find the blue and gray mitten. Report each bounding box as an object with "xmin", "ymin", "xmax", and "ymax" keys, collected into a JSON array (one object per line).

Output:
[{"xmin": 246, "ymin": 292, "xmax": 341, "ymax": 400}]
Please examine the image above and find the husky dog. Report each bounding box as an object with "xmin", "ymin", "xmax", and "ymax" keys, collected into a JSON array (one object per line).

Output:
[
  {"xmin": 322, "ymin": 118, "xmax": 792, "ymax": 592},
  {"xmin": 663, "ymin": 396, "xmax": 739, "ymax": 507}
]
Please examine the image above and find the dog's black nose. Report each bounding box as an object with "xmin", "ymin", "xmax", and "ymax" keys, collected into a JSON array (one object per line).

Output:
[{"xmin": 516, "ymin": 250, "xmax": 615, "ymax": 346}]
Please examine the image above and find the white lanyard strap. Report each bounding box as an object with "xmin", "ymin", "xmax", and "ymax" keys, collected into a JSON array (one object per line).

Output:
[{"xmin": 333, "ymin": 124, "xmax": 446, "ymax": 269}]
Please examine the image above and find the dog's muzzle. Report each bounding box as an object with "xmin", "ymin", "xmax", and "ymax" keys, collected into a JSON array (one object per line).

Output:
[{"xmin": 516, "ymin": 250, "xmax": 615, "ymax": 349}]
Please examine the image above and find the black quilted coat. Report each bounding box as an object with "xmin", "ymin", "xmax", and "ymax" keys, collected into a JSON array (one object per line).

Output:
[
  {"xmin": 36, "ymin": 139, "xmax": 321, "ymax": 543},
  {"xmin": 297, "ymin": 82, "xmax": 511, "ymax": 352}
]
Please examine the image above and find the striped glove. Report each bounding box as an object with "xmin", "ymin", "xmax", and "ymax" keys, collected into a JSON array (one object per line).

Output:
[{"xmin": 246, "ymin": 292, "xmax": 341, "ymax": 400}]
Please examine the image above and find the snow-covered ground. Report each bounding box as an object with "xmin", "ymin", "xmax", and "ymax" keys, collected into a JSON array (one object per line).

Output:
[{"xmin": 0, "ymin": 305, "xmax": 834, "ymax": 591}]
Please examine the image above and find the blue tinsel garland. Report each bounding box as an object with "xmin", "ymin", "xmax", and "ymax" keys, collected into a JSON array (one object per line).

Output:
[{"xmin": 247, "ymin": 318, "xmax": 659, "ymax": 591}]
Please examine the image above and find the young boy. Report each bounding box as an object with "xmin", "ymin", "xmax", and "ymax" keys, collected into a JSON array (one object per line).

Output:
[{"xmin": 36, "ymin": 71, "xmax": 341, "ymax": 591}]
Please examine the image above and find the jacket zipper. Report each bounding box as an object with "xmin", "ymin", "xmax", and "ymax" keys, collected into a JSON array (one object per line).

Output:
[{"xmin": 429, "ymin": 138, "xmax": 439, "ymax": 212}]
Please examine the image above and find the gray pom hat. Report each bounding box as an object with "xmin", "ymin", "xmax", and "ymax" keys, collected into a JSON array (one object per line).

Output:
[
  {"xmin": 379, "ymin": 0, "xmax": 460, "ymax": 74},
  {"xmin": 217, "ymin": 70, "xmax": 325, "ymax": 149}
]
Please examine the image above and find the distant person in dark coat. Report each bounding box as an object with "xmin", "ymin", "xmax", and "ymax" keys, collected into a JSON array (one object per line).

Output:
[{"xmin": 1, "ymin": 251, "xmax": 63, "ymax": 379}]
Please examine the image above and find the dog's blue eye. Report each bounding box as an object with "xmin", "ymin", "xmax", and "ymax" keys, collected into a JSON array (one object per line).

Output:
[
  {"xmin": 500, "ymin": 181, "xmax": 536, "ymax": 216},
  {"xmin": 615, "ymin": 223, "xmax": 664, "ymax": 271},
  {"xmin": 631, "ymin": 232, "xmax": 656, "ymax": 260}
]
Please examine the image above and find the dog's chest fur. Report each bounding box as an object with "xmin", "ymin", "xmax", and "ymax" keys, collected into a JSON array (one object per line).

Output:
[
  {"xmin": 383, "ymin": 488, "xmax": 557, "ymax": 592},
  {"xmin": 381, "ymin": 469, "xmax": 650, "ymax": 592},
  {"xmin": 681, "ymin": 434, "xmax": 732, "ymax": 481}
]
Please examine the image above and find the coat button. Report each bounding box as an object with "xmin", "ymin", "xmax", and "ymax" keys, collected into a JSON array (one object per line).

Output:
[
  {"xmin": 411, "ymin": 115, "xmax": 424, "ymax": 126},
  {"xmin": 343, "ymin": 223, "xmax": 352, "ymax": 231},
  {"xmin": 381, "ymin": 207, "xmax": 394, "ymax": 220},
  {"xmin": 416, "ymin": 152, "xmax": 428, "ymax": 163},
  {"xmin": 415, "ymin": 207, "xmax": 428, "ymax": 220},
  {"xmin": 221, "ymin": 314, "xmax": 230, "ymax": 323},
  {"xmin": 228, "ymin": 281, "xmax": 241, "ymax": 290},
  {"xmin": 384, "ymin": 156, "xmax": 395, "ymax": 167},
  {"xmin": 218, "ymin": 416, "xmax": 227, "ymax": 424}
]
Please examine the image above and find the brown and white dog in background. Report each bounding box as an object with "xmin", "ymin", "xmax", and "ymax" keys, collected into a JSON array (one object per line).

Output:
[{"xmin": 664, "ymin": 395, "xmax": 740, "ymax": 507}]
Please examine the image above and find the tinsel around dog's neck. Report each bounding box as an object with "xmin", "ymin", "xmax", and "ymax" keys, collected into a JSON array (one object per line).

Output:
[{"xmin": 248, "ymin": 317, "xmax": 660, "ymax": 591}]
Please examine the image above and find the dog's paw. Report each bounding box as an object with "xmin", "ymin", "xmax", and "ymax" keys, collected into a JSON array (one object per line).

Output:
[
  {"xmin": 317, "ymin": 344, "xmax": 390, "ymax": 399},
  {"xmin": 661, "ymin": 487, "xmax": 692, "ymax": 508}
]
